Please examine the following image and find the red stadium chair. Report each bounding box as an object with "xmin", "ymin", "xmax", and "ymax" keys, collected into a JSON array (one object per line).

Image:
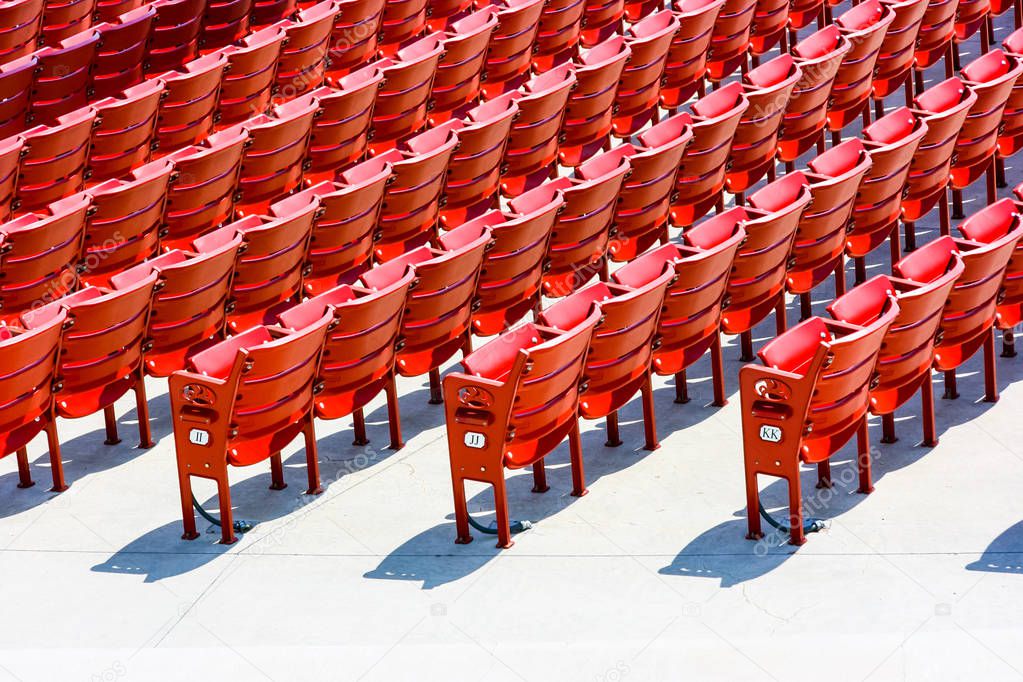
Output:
[
  {"xmin": 363, "ymin": 221, "xmax": 491, "ymax": 402},
  {"xmin": 501, "ymin": 65, "xmax": 576, "ymax": 197},
  {"xmin": 71, "ymin": 160, "xmax": 174, "ymax": 288},
  {"xmin": 828, "ymin": 0, "xmax": 895, "ymax": 137},
  {"xmin": 430, "ymin": 8, "xmax": 497, "ymax": 123},
  {"xmin": 146, "ymin": 0, "xmax": 204, "ymax": 73},
  {"xmin": 723, "ymin": 177, "xmax": 813, "ymax": 360},
  {"xmin": 95, "ymin": 0, "xmax": 142, "ymax": 22},
  {"xmin": 870, "ymin": 0, "xmax": 927, "ymax": 106},
  {"xmin": 533, "ymin": 0, "xmax": 585, "ymax": 71},
  {"xmin": 605, "ymin": 113, "xmax": 692, "ymax": 262},
  {"xmin": 750, "ymin": 0, "xmax": 789, "ymax": 57},
  {"xmin": 369, "ymin": 34, "xmax": 444, "ymax": 153},
  {"xmin": 913, "ymin": 0, "xmax": 958, "ymax": 74},
  {"xmin": 154, "ymin": 53, "xmax": 228, "ymax": 153},
  {"xmin": 201, "ymin": 0, "xmax": 252, "ymax": 50},
  {"xmin": 88, "ymin": 80, "xmax": 164, "ymax": 183},
  {"xmin": 740, "ymin": 301, "xmax": 898, "ymax": 545},
  {"xmin": 479, "ymin": 0, "xmax": 545, "ymax": 99},
  {"xmin": 613, "ymin": 9, "xmax": 679, "ymax": 137},
  {"xmin": 580, "ymin": 0, "xmax": 624, "ymax": 47},
  {"xmin": 30, "ymin": 31, "xmax": 99, "ymax": 127},
  {"xmin": 232, "ymin": 95, "xmax": 318, "ymax": 216},
  {"xmin": 789, "ymin": 0, "xmax": 824, "ymax": 32},
  {"xmin": 192, "ymin": 203, "xmax": 316, "ymax": 332},
  {"xmin": 277, "ymin": 263, "xmax": 416, "ymax": 450},
  {"xmin": 828, "ymin": 259, "xmax": 962, "ymax": 448},
  {"xmin": 303, "ymin": 65, "xmax": 382, "ymax": 181},
  {"xmin": 1004, "ymin": 187, "xmax": 1023, "ymax": 354},
  {"xmin": 215, "ymin": 25, "xmax": 286, "ymax": 127},
  {"xmin": 848, "ymin": 107, "xmax": 928, "ymax": 277},
  {"xmin": 110, "ymin": 234, "xmax": 240, "ymax": 376},
  {"xmin": 540, "ymin": 269, "xmax": 673, "ymax": 450},
  {"xmin": 706, "ymin": 0, "xmax": 757, "ymax": 83},
  {"xmin": 659, "ymin": 0, "xmax": 724, "ymax": 110},
  {"xmin": 426, "ymin": 0, "xmax": 472, "ymax": 32},
  {"xmin": 537, "ymin": 150, "xmax": 630, "ymax": 297},
  {"xmin": 0, "ymin": 137, "xmax": 22, "ymax": 223},
  {"xmin": 0, "ymin": 56, "xmax": 34, "ymax": 140},
  {"xmin": 15, "ymin": 109, "xmax": 96, "ymax": 215},
  {"xmin": 786, "ymin": 140, "xmax": 872, "ymax": 318},
  {"xmin": 0, "ymin": 0, "xmax": 43, "ymax": 66},
  {"xmin": 559, "ymin": 37, "xmax": 630, "ymax": 167},
  {"xmin": 22, "ymin": 272, "xmax": 158, "ymax": 455},
  {"xmin": 272, "ymin": 1, "xmax": 338, "ymax": 98},
  {"xmin": 669, "ymin": 82, "xmax": 749, "ymax": 228},
  {"xmin": 40, "ymin": 0, "xmax": 95, "ymax": 47},
  {"xmin": 954, "ymin": 0, "xmax": 989, "ymax": 64},
  {"xmin": 161, "ymin": 126, "xmax": 248, "ymax": 251},
  {"xmin": 373, "ymin": 126, "xmax": 457, "ymax": 261},
  {"xmin": 252, "ymin": 0, "xmax": 294, "ymax": 27},
  {"xmin": 726, "ymin": 53, "xmax": 801, "ymax": 197},
  {"xmin": 779, "ymin": 25, "xmax": 851, "ymax": 163},
  {"xmin": 324, "ymin": 0, "xmax": 384, "ymax": 78},
  {"xmin": 0, "ymin": 308, "xmax": 66, "ymax": 491},
  {"xmin": 473, "ymin": 190, "xmax": 563, "ymax": 336},
  {"xmin": 0, "ymin": 194, "xmax": 88, "ymax": 325},
  {"xmin": 435, "ymin": 95, "xmax": 518, "ymax": 227},
  {"xmin": 444, "ymin": 307, "xmax": 600, "ymax": 548},
  {"xmin": 91, "ymin": 4, "xmax": 156, "ymax": 98},
  {"xmin": 999, "ymin": 29, "xmax": 1023, "ymax": 161},
  {"xmin": 274, "ymin": 158, "xmax": 389, "ymax": 297},
  {"xmin": 171, "ymin": 309, "xmax": 331, "ymax": 544},
  {"xmin": 613, "ymin": 213, "xmax": 745, "ymax": 407},
  {"xmin": 379, "ymin": 0, "xmax": 427, "ymax": 56}
]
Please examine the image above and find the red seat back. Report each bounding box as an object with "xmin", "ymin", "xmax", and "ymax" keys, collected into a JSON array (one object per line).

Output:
[
  {"xmin": 559, "ymin": 38, "xmax": 631, "ymax": 167},
  {"xmin": 0, "ymin": 309, "xmax": 63, "ymax": 459},
  {"xmin": 914, "ymin": 0, "xmax": 958, "ymax": 69},
  {"xmin": 30, "ymin": 31, "xmax": 98, "ymax": 126},
  {"xmin": 659, "ymin": 0, "xmax": 724, "ymax": 108},
  {"xmin": 533, "ymin": 0, "xmax": 585, "ymax": 71},
  {"xmin": 706, "ymin": 0, "xmax": 757, "ymax": 82},
  {"xmin": 304, "ymin": 65, "xmax": 383, "ymax": 181},
  {"xmin": 614, "ymin": 10, "xmax": 679, "ymax": 137},
  {"xmin": 430, "ymin": 9, "xmax": 498, "ymax": 124},
  {"xmin": 92, "ymin": 4, "xmax": 156, "ymax": 98},
  {"xmin": 827, "ymin": 0, "xmax": 896, "ymax": 131},
  {"xmin": 0, "ymin": 56, "xmax": 35, "ymax": 140},
  {"xmin": 871, "ymin": 0, "xmax": 928, "ymax": 99},
  {"xmin": 958, "ymin": 199, "xmax": 1023, "ymax": 333},
  {"xmin": 155, "ymin": 53, "xmax": 228, "ymax": 153},
  {"xmin": 16, "ymin": 110, "xmax": 95, "ymax": 214},
  {"xmin": 480, "ymin": 0, "xmax": 545, "ymax": 98},
  {"xmin": 201, "ymin": 0, "xmax": 252, "ymax": 49},
  {"xmin": 215, "ymin": 26, "xmax": 286, "ymax": 127},
  {"xmin": 325, "ymin": 0, "xmax": 384, "ymax": 78},
  {"xmin": 146, "ymin": 0, "xmax": 204, "ymax": 73},
  {"xmin": 88, "ymin": 80, "xmax": 164, "ymax": 183},
  {"xmin": 0, "ymin": 0, "xmax": 43, "ymax": 66},
  {"xmin": 370, "ymin": 34, "xmax": 444, "ymax": 152},
  {"xmin": 273, "ymin": 0, "xmax": 338, "ymax": 97}
]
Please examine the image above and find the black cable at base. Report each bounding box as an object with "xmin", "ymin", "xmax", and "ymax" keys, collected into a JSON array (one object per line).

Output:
[
  {"xmin": 466, "ymin": 513, "xmax": 532, "ymax": 535},
  {"xmin": 192, "ymin": 494, "xmax": 255, "ymax": 534},
  {"xmin": 758, "ymin": 502, "xmax": 826, "ymax": 535}
]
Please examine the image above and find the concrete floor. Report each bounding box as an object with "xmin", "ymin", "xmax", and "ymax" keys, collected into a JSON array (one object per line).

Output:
[{"xmin": 4, "ymin": 11, "xmax": 1023, "ymax": 682}]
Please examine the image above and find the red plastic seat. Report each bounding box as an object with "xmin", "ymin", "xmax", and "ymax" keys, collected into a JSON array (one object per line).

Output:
[
  {"xmin": 373, "ymin": 126, "xmax": 457, "ymax": 261},
  {"xmin": 95, "ymin": 0, "xmax": 142, "ymax": 22},
  {"xmin": 785, "ymin": 140, "xmax": 872, "ymax": 316},
  {"xmin": 613, "ymin": 10, "xmax": 679, "ymax": 138},
  {"xmin": 828, "ymin": 0, "xmax": 896, "ymax": 135},
  {"xmin": 0, "ymin": 194, "xmax": 88, "ymax": 324},
  {"xmin": 231, "ymin": 96, "xmax": 318, "ymax": 216},
  {"xmin": 473, "ymin": 191, "xmax": 563, "ymax": 336},
  {"xmin": 154, "ymin": 53, "xmax": 228, "ymax": 154},
  {"xmin": 146, "ymin": 0, "xmax": 204, "ymax": 73},
  {"xmin": 40, "ymin": 0, "xmax": 94, "ymax": 47},
  {"xmin": 444, "ymin": 306, "xmax": 600, "ymax": 548},
  {"xmin": 0, "ymin": 0, "xmax": 43, "ymax": 66},
  {"xmin": 430, "ymin": 9, "xmax": 497, "ymax": 124},
  {"xmin": 535, "ymin": 150, "xmax": 630, "ymax": 297},
  {"xmin": 379, "ymin": 0, "xmax": 427, "ymax": 56},
  {"xmin": 740, "ymin": 301, "xmax": 898, "ymax": 545},
  {"xmin": 88, "ymin": 80, "xmax": 164, "ymax": 183},
  {"xmin": 613, "ymin": 214, "xmax": 745, "ymax": 406},
  {"xmin": 201, "ymin": 0, "xmax": 251, "ymax": 50},
  {"xmin": 171, "ymin": 308, "xmax": 331, "ymax": 544},
  {"xmin": 272, "ymin": 1, "xmax": 338, "ymax": 98},
  {"xmin": 251, "ymin": 0, "xmax": 294, "ymax": 27},
  {"xmin": 161, "ymin": 126, "xmax": 248, "ymax": 251},
  {"xmin": 215, "ymin": 26, "xmax": 286, "ymax": 127},
  {"xmin": 0, "ymin": 308, "xmax": 66, "ymax": 492},
  {"xmin": 23, "ymin": 273, "xmax": 158, "ymax": 458},
  {"xmin": 722, "ymin": 178, "xmax": 812, "ymax": 359},
  {"xmin": 0, "ymin": 56, "xmax": 34, "ymax": 140},
  {"xmin": 828, "ymin": 262, "xmax": 962, "ymax": 448},
  {"xmin": 706, "ymin": 0, "xmax": 757, "ymax": 82},
  {"xmin": 778, "ymin": 26, "xmax": 852, "ymax": 163},
  {"xmin": 324, "ymin": 0, "xmax": 384, "ymax": 78},
  {"xmin": 363, "ymin": 221, "xmax": 491, "ymax": 402},
  {"xmin": 533, "ymin": 0, "xmax": 585, "ymax": 71},
  {"xmin": 540, "ymin": 269, "xmax": 673, "ymax": 450},
  {"xmin": 0, "ymin": 137, "xmax": 22, "ymax": 223},
  {"xmin": 848, "ymin": 107, "xmax": 928, "ymax": 274},
  {"xmin": 270, "ymin": 158, "xmax": 390, "ymax": 297},
  {"xmin": 369, "ymin": 34, "xmax": 444, "ymax": 153},
  {"xmin": 913, "ymin": 0, "xmax": 958, "ymax": 71},
  {"xmin": 726, "ymin": 54, "xmax": 801, "ymax": 196},
  {"xmin": 192, "ymin": 203, "xmax": 316, "ymax": 332},
  {"xmin": 426, "ymin": 0, "xmax": 472, "ymax": 31},
  {"xmin": 580, "ymin": 0, "xmax": 624, "ymax": 47},
  {"xmin": 277, "ymin": 264, "xmax": 416, "ymax": 450},
  {"xmin": 70, "ymin": 160, "xmax": 174, "ymax": 288},
  {"xmin": 605, "ymin": 114, "xmax": 693, "ymax": 262},
  {"xmin": 111, "ymin": 235, "xmax": 239, "ymax": 376},
  {"xmin": 558, "ymin": 38, "xmax": 630, "ymax": 167},
  {"xmin": 789, "ymin": 0, "xmax": 824, "ymax": 30},
  {"xmin": 954, "ymin": 0, "xmax": 989, "ymax": 46},
  {"xmin": 479, "ymin": 0, "xmax": 544, "ymax": 98},
  {"xmin": 501, "ymin": 65, "xmax": 576, "ymax": 197},
  {"xmin": 303, "ymin": 66, "xmax": 382, "ymax": 181},
  {"xmin": 659, "ymin": 0, "xmax": 724, "ymax": 109},
  {"xmin": 999, "ymin": 29, "xmax": 1023, "ymax": 158},
  {"xmin": 91, "ymin": 4, "xmax": 155, "ymax": 98},
  {"xmin": 669, "ymin": 82, "xmax": 749, "ymax": 228},
  {"xmin": 30, "ymin": 31, "xmax": 98, "ymax": 127},
  {"xmin": 434, "ymin": 95, "xmax": 518, "ymax": 227},
  {"xmin": 15, "ymin": 109, "xmax": 96, "ymax": 215},
  {"xmin": 870, "ymin": 0, "xmax": 927, "ymax": 101},
  {"xmin": 750, "ymin": 0, "xmax": 789, "ymax": 56}
]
